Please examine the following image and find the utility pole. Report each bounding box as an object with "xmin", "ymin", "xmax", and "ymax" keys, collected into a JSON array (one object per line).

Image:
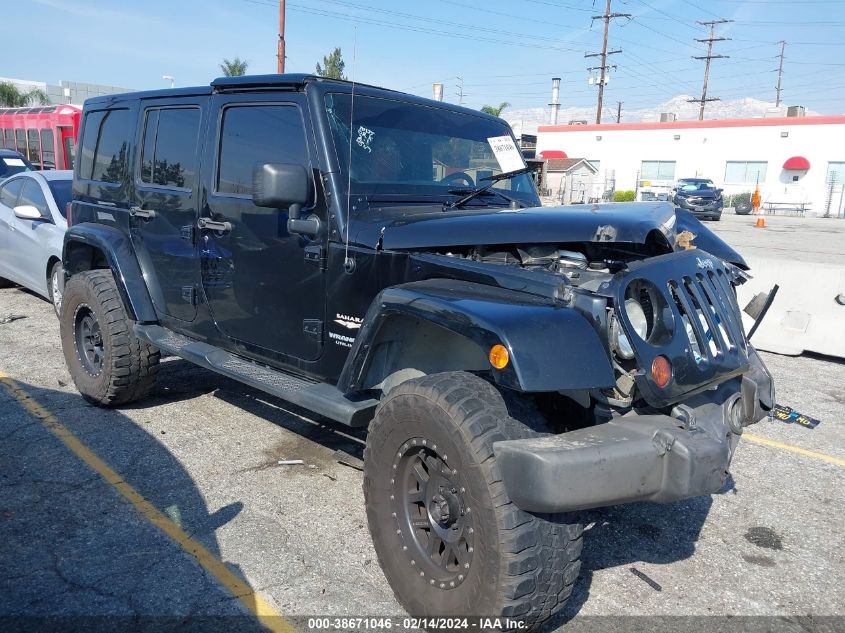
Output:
[
  {"xmin": 689, "ymin": 19, "xmax": 732, "ymax": 120},
  {"xmin": 585, "ymin": 0, "xmax": 630, "ymax": 125},
  {"xmin": 277, "ymin": 0, "xmax": 286, "ymax": 73},
  {"xmin": 775, "ymin": 40, "xmax": 787, "ymax": 107},
  {"xmin": 616, "ymin": 101, "xmax": 622, "ymax": 123},
  {"xmin": 456, "ymin": 76, "xmax": 465, "ymax": 105}
]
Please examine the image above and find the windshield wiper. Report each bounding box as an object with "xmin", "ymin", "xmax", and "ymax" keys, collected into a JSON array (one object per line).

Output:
[{"xmin": 444, "ymin": 165, "xmax": 538, "ymax": 210}]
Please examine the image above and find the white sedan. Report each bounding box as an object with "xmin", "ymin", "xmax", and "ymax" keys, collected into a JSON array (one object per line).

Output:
[{"xmin": 0, "ymin": 170, "xmax": 72, "ymax": 314}]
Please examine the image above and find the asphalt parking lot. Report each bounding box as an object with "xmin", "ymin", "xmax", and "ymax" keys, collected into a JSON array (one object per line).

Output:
[{"xmin": 1, "ymin": 217, "xmax": 843, "ymax": 630}]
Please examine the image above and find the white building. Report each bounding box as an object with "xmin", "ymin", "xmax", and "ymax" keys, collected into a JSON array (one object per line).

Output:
[
  {"xmin": 536, "ymin": 114, "xmax": 845, "ymax": 217},
  {"xmin": 0, "ymin": 76, "xmax": 134, "ymax": 106}
]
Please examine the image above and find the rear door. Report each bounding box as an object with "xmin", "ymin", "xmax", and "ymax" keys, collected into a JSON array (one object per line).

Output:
[
  {"xmin": 199, "ymin": 93, "xmax": 325, "ymax": 361},
  {"xmin": 130, "ymin": 99, "xmax": 206, "ymax": 323}
]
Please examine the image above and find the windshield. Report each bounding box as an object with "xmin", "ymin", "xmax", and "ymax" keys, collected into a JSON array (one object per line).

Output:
[
  {"xmin": 679, "ymin": 180, "xmax": 715, "ymax": 191},
  {"xmin": 324, "ymin": 93, "xmax": 539, "ymax": 209},
  {"xmin": 48, "ymin": 179, "xmax": 72, "ymax": 217}
]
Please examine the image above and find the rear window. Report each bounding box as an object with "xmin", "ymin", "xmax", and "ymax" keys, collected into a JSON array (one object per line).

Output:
[
  {"xmin": 48, "ymin": 179, "xmax": 72, "ymax": 216},
  {"xmin": 140, "ymin": 107, "xmax": 201, "ymax": 189},
  {"xmin": 78, "ymin": 109, "xmax": 131, "ymax": 184}
]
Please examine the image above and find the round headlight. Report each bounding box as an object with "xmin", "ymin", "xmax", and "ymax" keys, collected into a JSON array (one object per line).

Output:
[{"xmin": 625, "ymin": 298, "xmax": 649, "ymax": 340}]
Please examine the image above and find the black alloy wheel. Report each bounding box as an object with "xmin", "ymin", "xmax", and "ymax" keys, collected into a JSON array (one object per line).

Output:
[
  {"xmin": 394, "ymin": 438, "xmax": 474, "ymax": 589},
  {"xmin": 74, "ymin": 304, "xmax": 105, "ymax": 375}
]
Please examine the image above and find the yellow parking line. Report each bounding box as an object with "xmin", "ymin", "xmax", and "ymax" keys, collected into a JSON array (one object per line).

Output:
[
  {"xmin": 0, "ymin": 371, "xmax": 294, "ymax": 633},
  {"xmin": 743, "ymin": 432, "xmax": 845, "ymax": 468}
]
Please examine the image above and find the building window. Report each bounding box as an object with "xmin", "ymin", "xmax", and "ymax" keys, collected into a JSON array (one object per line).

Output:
[
  {"xmin": 640, "ymin": 160, "xmax": 676, "ymax": 181},
  {"xmin": 216, "ymin": 104, "xmax": 308, "ymax": 197},
  {"xmin": 79, "ymin": 109, "xmax": 131, "ymax": 183},
  {"xmin": 4, "ymin": 129, "xmax": 13, "ymax": 150},
  {"xmin": 140, "ymin": 107, "xmax": 201, "ymax": 189},
  {"xmin": 724, "ymin": 161, "xmax": 767, "ymax": 184},
  {"xmin": 826, "ymin": 162, "xmax": 845, "ymax": 185}
]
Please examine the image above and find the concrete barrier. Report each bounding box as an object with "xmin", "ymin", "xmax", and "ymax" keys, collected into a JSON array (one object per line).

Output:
[{"xmin": 737, "ymin": 256, "xmax": 845, "ymax": 359}]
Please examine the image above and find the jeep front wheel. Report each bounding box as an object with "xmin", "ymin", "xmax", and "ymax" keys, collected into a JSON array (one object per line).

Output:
[
  {"xmin": 60, "ymin": 270, "xmax": 160, "ymax": 406},
  {"xmin": 364, "ymin": 372, "xmax": 583, "ymax": 630}
]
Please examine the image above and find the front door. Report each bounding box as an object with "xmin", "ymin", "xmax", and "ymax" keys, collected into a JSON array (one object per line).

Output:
[
  {"xmin": 129, "ymin": 100, "xmax": 206, "ymax": 323},
  {"xmin": 199, "ymin": 94, "xmax": 325, "ymax": 362}
]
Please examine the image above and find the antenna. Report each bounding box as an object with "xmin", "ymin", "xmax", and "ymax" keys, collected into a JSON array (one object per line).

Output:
[{"xmin": 344, "ymin": 27, "xmax": 357, "ymax": 271}]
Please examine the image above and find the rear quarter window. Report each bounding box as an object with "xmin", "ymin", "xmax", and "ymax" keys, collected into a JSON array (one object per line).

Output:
[{"xmin": 78, "ymin": 109, "xmax": 132, "ymax": 184}]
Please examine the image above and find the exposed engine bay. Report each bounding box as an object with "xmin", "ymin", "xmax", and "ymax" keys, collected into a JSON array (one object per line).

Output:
[{"xmin": 437, "ymin": 241, "xmax": 673, "ymax": 287}]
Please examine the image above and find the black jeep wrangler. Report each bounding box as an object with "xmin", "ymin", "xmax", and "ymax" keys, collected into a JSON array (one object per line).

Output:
[{"xmin": 60, "ymin": 74, "xmax": 774, "ymax": 629}]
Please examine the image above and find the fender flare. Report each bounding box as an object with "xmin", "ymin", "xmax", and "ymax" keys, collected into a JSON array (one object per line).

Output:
[
  {"xmin": 63, "ymin": 223, "xmax": 158, "ymax": 323},
  {"xmin": 338, "ymin": 279, "xmax": 615, "ymax": 394}
]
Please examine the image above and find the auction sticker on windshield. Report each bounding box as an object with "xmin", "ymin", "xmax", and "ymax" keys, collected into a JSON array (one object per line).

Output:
[
  {"xmin": 487, "ymin": 136, "xmax": 525, "ymax": 173},
  {"xmin": 3, "ymin": 158, "xmax": 26, "ymax": 167}
]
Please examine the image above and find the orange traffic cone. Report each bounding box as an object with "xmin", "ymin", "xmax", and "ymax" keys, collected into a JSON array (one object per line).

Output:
[{"xmin": 755, "ymin": 216, "xmax": 766, "ymax": 228}]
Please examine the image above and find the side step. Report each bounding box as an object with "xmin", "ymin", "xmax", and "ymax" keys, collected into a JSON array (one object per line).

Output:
[{"xmin": 135, "ymin": 325, "xmax": 377, "ymax": 427}]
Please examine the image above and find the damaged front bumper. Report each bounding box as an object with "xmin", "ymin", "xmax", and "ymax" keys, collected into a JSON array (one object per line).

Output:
[{"xmin": 493, "ymin": 347, "xmax": 774, "ymax": 513}]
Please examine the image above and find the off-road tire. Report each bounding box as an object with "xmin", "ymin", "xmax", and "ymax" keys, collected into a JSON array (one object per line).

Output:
[
  {"xmin": 735, "ymin": 201, "xmax": 753, "ymax": 215},
  {"xmin": 60, "ymin": 270, "xmax": 160, "ymax": 407},
  {"xmin": 364, "ymin": 372, "xmax": 583, "ymax": 631}
]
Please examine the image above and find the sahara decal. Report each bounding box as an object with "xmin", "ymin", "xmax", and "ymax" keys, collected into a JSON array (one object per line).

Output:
[{"xmin": 334, "ymin": 314, "xmax": 363, "ymax": 330}]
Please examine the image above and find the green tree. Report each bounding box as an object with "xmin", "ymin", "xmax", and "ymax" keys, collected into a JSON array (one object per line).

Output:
[
  {"xmin": 0, "ymin": 81, "xmax": 49, "ymax": 107},
  {"xmin": 481, "ymin": 101, "xmax": 511, "ymax": 117},
  {"xmin": 219, "ymin": 57, "xmax": 249, "ymax": 77},
  {"xmin": 315, "ymin": 47, "xmax": 346, "ymax": 80}
]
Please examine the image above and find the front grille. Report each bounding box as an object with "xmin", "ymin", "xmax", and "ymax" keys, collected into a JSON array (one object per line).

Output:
[
  {"xmin": 668, "ymin": 268, "xmax": 746, "ymax": 364},
  {"xmin": 614, "ymin": 250, "xmax": 749, "ymax": 407}
]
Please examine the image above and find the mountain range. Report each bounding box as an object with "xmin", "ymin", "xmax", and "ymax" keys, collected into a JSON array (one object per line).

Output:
[{"xmin": 503, "ymin": 95, "xmax": 821, "ymax": 136}]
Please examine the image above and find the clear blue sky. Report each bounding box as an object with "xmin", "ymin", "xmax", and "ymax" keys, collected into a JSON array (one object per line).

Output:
[{"xmin": 5, "ymin": 0, "xmax": 845, "ymax": 113}]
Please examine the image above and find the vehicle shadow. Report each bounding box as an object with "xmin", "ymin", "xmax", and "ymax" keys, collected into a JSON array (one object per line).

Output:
[
  {"xmin": 551, "ymin": 475, "xmax": 736, "ymax": 627},
  {"xmin": 0, "ymin": 378, "xmax": 267, "ymax": 628},
  {"xmin": 132, "ymin": 357, "xmax": 367, "ymax": 460}
]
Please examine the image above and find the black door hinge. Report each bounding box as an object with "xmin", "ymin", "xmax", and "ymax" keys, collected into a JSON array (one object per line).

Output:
[
  {"xmin": 182, "ymin": 286, "xmax": 197, "ymax": 305},
  {"xmin": 303, "ymin": 319, "xmax": 324, "ymax": 340},
  {"xmin": 304, "ymin": 244, "xmax": 326, "ymax": 270},
  {"xmin": 180, "ymin": 224, "xmax": 195, "ymax": 243}
]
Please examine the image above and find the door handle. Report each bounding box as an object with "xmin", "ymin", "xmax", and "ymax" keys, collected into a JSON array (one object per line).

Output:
[
  {"xmin": 129, "ymin": 206, "xmax": 157, "ymax": 220},
  {"xmin": 197, "ymin": 218, "xmax": 233, "ymax": 233}
]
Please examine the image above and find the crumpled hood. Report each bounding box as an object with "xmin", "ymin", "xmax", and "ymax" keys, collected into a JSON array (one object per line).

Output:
[
  {"xmin": 676, "ymin": 189, "xmax": 721, "ymax": 199},
  {"xmin": 352, "ymin": 202, "xmax": 747, "ymax": 268}
]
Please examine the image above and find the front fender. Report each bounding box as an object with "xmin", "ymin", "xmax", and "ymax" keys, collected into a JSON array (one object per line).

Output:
[
  {"xmin": 63, "ymin": 223, "xmax": 157, "ymax": 323},
  {"xmin": 338, "ymin": 278, "xmax": 615, "ymax": 394}
]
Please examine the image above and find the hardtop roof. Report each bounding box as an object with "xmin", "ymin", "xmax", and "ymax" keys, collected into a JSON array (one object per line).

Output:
[{"xmin": 80, "ymin": 74, "xmax": 503, "ymax": 123}]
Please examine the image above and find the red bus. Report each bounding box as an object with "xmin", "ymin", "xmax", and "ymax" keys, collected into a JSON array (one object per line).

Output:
[{"xmin": 0, "ymin": 104, "xmax": 81, "ymax": 170}]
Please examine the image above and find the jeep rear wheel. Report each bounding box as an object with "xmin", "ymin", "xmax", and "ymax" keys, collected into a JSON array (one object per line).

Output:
[
  {"xmin": 364, "ymin": 372, "xmax": 583, "ymax": 631},
  {"xmin": 60, "ymin": 270, "xmax": 160, "ymax": 407}
]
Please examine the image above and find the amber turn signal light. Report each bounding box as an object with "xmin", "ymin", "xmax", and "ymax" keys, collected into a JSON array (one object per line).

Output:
[
  {"xmin": 651, "ymin": 355, "xmax": 672, "ymax": 388},
  {"xmin": 489, "ymin": 344, "xmax": 510, "ymax": 369}
]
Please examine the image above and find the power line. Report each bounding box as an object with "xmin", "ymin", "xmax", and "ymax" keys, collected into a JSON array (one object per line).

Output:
[
  {"xmin": 689, "ymin": 19, "xmax": 733, "ymax": 120},
  {"xmin": 585, "ymin": 0, "xmax": 631, "ymax": 124}
]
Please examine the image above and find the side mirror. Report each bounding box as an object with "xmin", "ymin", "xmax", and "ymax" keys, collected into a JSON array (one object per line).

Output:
[
  {"xmin": 13, "ymin": 205, "xmax": 43, "ymax": 220},
  {"xmin": 252, "ymin": 163, "xmax": 320, "ymax": 237}
]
